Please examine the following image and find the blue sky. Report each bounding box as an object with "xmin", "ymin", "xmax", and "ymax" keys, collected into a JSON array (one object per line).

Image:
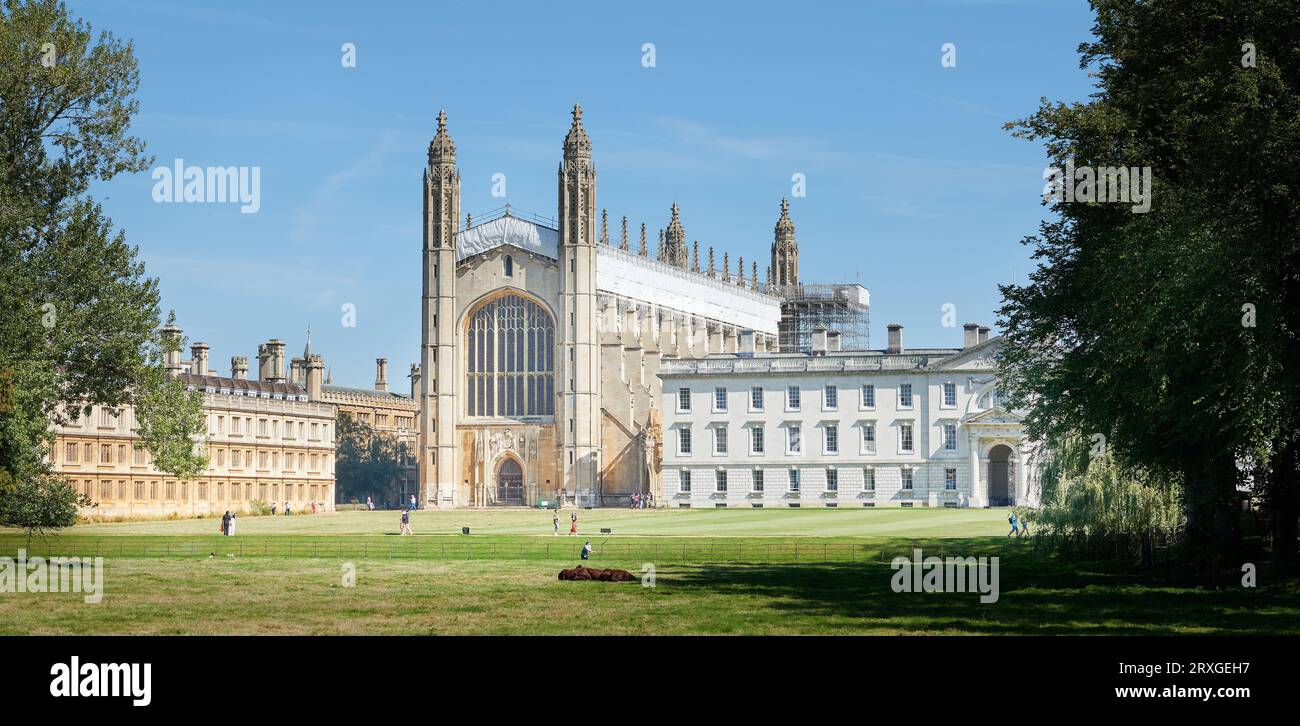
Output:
[{"xmin": 76, "ymin": 0, "xmax": 1096, "ymax": 389}]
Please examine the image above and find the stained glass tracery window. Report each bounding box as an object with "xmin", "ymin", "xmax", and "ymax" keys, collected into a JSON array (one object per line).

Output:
[{"xmin": 466, "ymin": 294, "xmax": 554, "ymax": 417}]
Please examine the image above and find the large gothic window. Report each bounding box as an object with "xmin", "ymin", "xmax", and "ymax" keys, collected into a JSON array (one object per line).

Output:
[{"xmin": 466, "ymin": 294, "xmax": 555, "ymax": 417}]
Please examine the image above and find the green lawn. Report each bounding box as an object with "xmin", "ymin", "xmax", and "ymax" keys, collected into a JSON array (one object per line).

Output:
[
  {"xmin": 1, "ymin": 552, "xmax": 1294, "ymax": 636},
  {"xmin": 0, "ymin": 509, "xmax": 1294, "ymax": 635},
  {"xmin": 44, "ymin": 507, "xmax": 1011, "ymax": 538}
]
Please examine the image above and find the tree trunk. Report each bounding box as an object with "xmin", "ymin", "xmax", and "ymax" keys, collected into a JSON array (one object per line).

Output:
[
  {"xmin": 1210, "ymin": 452, "xmax": 1242, "ymax": 560},
  {"xmin": 1269, "ymin": 438, "xmax": 1299, "ymax": 576},
  {"xmin": 1182, "ymin": 451, "xmax": 1242, "ymax": 567},
  {"xmin": 1181, "ymin": 457, "xmax": 1211, "ymax": 560}
]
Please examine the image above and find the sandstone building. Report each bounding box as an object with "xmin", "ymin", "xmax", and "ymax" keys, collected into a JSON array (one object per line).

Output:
[{"xmin": 52, "ymin": 325, "xmax": 337, "ymax": 518}]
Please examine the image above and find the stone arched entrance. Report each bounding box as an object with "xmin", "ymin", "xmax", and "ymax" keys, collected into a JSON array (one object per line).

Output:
[
  {"xmin": 987, "ymin": 444, "xmax": 1013, "ymax": 506},
  {"xmin": 495, "ymin": 457, "xmax": 524, "ymax": 506}
]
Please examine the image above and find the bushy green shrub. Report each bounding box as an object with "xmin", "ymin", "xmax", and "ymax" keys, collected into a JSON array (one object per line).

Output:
[{"xmin": 246, "ymin": 499, "xmax": 273, "ymax": 516}]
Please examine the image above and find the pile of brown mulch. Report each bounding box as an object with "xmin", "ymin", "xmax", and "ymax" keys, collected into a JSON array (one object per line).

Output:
[{"xmin": 558, "ymin": 565, "xmax": 637, "ymax": 582}]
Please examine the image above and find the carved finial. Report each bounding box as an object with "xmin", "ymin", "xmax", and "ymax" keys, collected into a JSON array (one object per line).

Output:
[
  {"xmin": 708, "ymin": 247, "xmax": 716, "ymax": 277},
  {"xmin": 620, "ymin": 216, "xmax": 629, "ymax": 250},
  {"xmin": 563, "ymin": 103, "xmax": 591, "ymax": 159},
  {"xmin": 600, "ymin": 209, "xmax": 609, "ymax": 244},
  {"xmin": 723, "ymin": 252, "xmax": 731, "ymax": 282},
  {"xmin": 657, "ymin": 229, "xmax": 665, "ymax": 261},
  {"xmin": 639, "ymin": 223, "xmax": 647, "ymax": 256},
  {"xmin": 737, "ymin": 256, "xmax": 745, "ymax": 285},
  {"xmin": 775, "ymin": 196, "xmax": 796, "ymax": 243},
  {"xmin": 752, "ymin": 261, "xmax": 758, "ymax": 288},
  {"xmin": 692, "ymin": 241, "xmax": 700, "ymax": 272},
  {"xmin": 428, "ymin": 109, "xmax": 456, "ymax": 164}
]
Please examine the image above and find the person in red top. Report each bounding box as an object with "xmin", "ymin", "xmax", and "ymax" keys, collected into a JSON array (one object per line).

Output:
[{"xmin": 569, "ymin": 511, "xmax": 578, "ymax": 536}]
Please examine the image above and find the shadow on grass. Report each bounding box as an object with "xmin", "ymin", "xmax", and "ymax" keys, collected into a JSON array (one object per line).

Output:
[{"xmin": 659, "ymin": 550, "xmax": 1300, "ymax": 635}]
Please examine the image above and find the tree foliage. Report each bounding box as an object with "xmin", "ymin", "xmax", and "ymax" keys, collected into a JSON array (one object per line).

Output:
[
  {"xmin": 0, "ymin": 476, "xmax": 89, "ymax": 541},
  {"xmin": 998, "ymin": 0, "xmax": 1300, "ymax": 563},
  {"xmin": 335, "ymin": 413, "xmax": 410, "ymax": 505},
  {"xmin": 132, "ymin": 311, "xmax": 208, "ymax": 480},
  {"xmin": 0, "ymin": 1, "xmax": 204, "ymax": 528},
  {"xmin": 1023, "ymin": 435, "xmax": 1184, "ymax": 564}
]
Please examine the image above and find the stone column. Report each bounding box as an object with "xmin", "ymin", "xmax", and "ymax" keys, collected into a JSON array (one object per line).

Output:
[
  {"xmin": 968, "ymin": 434, "xmax": 983, "ymax": 507},
  {"xmin": 1015, "ymin": 439, "xmax": 1028, "ymax": 505}
]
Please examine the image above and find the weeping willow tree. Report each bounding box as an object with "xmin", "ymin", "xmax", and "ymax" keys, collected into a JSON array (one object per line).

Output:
[{"xmin": 1020, "ymin": 435, "xmax": 1184, "ymax": 564}]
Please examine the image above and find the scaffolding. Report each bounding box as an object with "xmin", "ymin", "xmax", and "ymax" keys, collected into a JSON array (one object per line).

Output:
[
  {"xmin": 777, "ymin": 283, "xmax": 871, "ymax": 352},
  {"xmin": 463, "ymin": 203, "xmax": 558, "ymax": 232}
]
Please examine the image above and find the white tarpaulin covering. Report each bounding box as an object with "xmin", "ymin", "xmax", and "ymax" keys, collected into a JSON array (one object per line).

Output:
[
  {"xmin": 596, "ymin": 247, "xmax": 781, "ymax": 334},
  {"xmin": 455, "ymin": 215, "xmax": 558, "ymax": 261}
]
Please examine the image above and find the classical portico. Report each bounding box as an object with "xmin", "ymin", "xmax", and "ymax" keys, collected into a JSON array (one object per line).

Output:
[{"xmin": 963, "ymin": 407, "xmax": 1029, "ymax": 507}]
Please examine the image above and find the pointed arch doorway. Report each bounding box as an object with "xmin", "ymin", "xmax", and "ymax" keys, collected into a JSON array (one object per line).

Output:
[{"xmin": 495, "ymin": 458, "xmax": 524, "ymax": 506}]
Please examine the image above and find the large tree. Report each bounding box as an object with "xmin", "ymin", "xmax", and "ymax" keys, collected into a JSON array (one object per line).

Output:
[
  {"xmin": 999, "ymin": 0, "xmax": 1299, "ymax": 565},
  {"xmin": 335, "ymin": 413, "xmax": 410, "ymax": 506},
  {"xmin": 0, "ymin": 0, "xmax": 205, "ymax": 528}
]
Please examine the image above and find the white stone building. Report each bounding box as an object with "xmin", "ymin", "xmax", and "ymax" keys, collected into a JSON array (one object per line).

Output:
[{"xmin": 658, "ymin": 324, "xmax": 1035, "ymax": 508}]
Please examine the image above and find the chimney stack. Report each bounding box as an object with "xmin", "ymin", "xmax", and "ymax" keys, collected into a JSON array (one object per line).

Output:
[
  {"xmin": 257, "ymin": 343, "xmax": 271, "ymax": 380},
  {"xmin": 231, "ymin": 356, "xmax": 248, "ymax": 380},
  {"xmin": 304, "ymin": 354, "xmax": 324, "ymax": 401},
  {"xmin": 375, "ymin": 358, "xmax": 389, "ymax": 392},
  {"xmin": 978, "ymin": 326, "xmax": 990, "ymax": 344},
  {"xmin": 269, "ymin": 339, "xmax": 286, "ymax": 381},
  {"xmin": 160, "ymin": 323, "xmax": 183, "ymax": 379},
  {"xmin": 739, "ymin": 330, "xmax": 756, "ymax": 355},
  {"xmin": 811, "ymin": 326, "xmax": 828, "ymax": 356},
  {"xmin": 409, "ymin": 363, "xmax": 421, "ymax": 400},
  {"xmin": 190, "ymin": 341, "xmax": 209, "ymax": 376},
  {"xmin": 886, "ymin": 323, "xmax": 903, "ymax": 354},
  {"xmin": 259, "ymin": 340, "xmax": 286, "ymax": 382},
  {"xmin": 963, "ymin": 323, "xmax": 980, "ymax": 349}
]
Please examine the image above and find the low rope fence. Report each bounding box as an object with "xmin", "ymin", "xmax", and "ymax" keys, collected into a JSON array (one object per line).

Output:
[{"xmin": 0, "ymin": 536, "xmax": 1031, "ymax": 565}]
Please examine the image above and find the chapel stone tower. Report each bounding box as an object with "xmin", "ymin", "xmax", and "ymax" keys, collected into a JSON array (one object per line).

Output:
[
  {"xmin": 771, "ymin": 197, "xmax": 799, "ymax": 287},
  {"xmin": 421, "ymin": 110, "xmax": 461, "ymax": 507},
  {"xmin": 556, "ymin": 104, "xmax": 603, "ymax": 503}
]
